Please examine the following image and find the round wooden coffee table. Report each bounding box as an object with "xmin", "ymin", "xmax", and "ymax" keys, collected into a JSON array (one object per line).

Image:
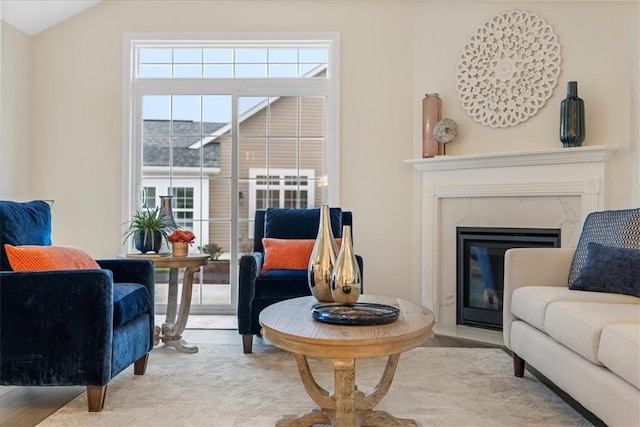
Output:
[{"xmin": 259, "ymin": 295, "xmax": 435, "ymax": 427}]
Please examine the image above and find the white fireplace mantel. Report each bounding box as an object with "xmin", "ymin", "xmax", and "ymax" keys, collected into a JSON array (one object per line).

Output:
[
  {"xmin": 405, "ymin": 145, "xmax": 617, "ymax": 172},
  {"xmin": 405, "ymin": 145, "xmax": 618, "ymax": 324}
]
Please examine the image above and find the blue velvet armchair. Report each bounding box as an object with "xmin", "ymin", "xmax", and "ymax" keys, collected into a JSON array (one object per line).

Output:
[
  {"xmin": 238, "ymin": 207, "xmax": 363, "ymax": 353},
  {"xmin": 0, "ymin": 200, "xmax": 155, "ymax": 412}
]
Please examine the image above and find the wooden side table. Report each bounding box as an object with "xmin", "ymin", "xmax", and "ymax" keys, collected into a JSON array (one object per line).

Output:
[
  {"xmin": 259, "ymin": 295, "xmax": 435, "ymax": 427},
  {"xmin": 127, "ymin": 254, "xmax": 209, "ymax": 353}
]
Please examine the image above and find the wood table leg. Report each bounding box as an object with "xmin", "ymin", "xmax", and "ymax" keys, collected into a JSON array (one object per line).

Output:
[
  {"xmin": 278, "ymin": 353, "xmax": 417, "ymax": 426},
  {"xmin": 166, "ymin": 268, "xmax": 179, "ymax": 324},
  {"xmin": 293, "ymin": 353, "xmax": 333, "ymax": 408},
  {"xmin": 276, "ymin": 354, "xmax": 333, "ymax": 426},
  {"xmin": 158, "ymin": 266, "xmax": 199, "ymax": 353},
  {"xmin": 358, "ymin": 354, "xmax": 400, "ymax": 410},
  {"xmin": 276, "ymin": 409, "xmax": 331, "ymax": 427},
  {"xmin": 359, "ymin": 354, "xmax": 417, "ymax": 426},
  {"xmin": 155, "ymin": 268, "xmax": 179, "ymax": 346}
]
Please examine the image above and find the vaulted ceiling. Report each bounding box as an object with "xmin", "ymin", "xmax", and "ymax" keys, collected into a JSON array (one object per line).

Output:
[
  {"xmin": 2, "ymin": 0, "xmax": 101, "ymax": 36},
  {"xmin": 2, "ymin": 0, "xmax": 620, "ymax": 37}
]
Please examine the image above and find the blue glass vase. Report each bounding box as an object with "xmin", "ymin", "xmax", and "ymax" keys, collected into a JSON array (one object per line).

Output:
[
  {"xmin": 559, "ymin": 81, "xmax": 585, "ymax": 148},
  {"xmin": 160, "ymin": 196, "xmax": 178, "ymax": 230}
]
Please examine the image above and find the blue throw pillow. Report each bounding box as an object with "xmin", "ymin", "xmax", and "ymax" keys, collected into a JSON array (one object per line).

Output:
[
  {"xmin": 568, "ymin": 208, "xmax": 640, "ymax": 284},
  {"xmin": 0, "ymin": 200, "xmax": 52, "ymax": 271},
  {"xmin": 264, "ymin": 207, "xmax": 342, "ymax": 240},
  {"xmin": 569, "ymin": 242, "xmax": 640, "ymax": 297}
]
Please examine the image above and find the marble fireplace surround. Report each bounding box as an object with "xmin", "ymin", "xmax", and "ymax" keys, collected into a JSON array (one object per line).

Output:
[{"xmin": 406, "ymin": 145, "xmax": 618, "ymax": 332}]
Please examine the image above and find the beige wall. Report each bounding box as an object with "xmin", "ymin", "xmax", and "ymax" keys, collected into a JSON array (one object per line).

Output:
[
  {"xmin": 1, "ymin": 0, "xmax": 638, "ymax": 303},
  {"xmin": 412, "ymin": 2, "xmax": 638, "ymax": 204},
  {"xmin": 1, "ymin": 22, "xmax": 32, "ymax": 201}
]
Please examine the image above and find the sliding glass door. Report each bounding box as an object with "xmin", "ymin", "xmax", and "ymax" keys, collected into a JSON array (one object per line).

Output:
[{"xmin": 125, "ymin": 34, "xmax": 339, "ymax": 315}]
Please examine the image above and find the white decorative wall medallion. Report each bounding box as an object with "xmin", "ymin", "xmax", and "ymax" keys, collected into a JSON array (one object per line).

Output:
[{"xmin": 456, "ymin": 10, "xmax": 562, "ymax": 128}]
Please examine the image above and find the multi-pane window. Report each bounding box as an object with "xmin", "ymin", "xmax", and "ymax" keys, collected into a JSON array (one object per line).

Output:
[
  {"xmin": 137, "ymin": 47, "xmax": 328, "ymax": 79},
  {"xmin": 250, "ymin": 169, "xmax": 313, "ymax": 223},
  {"xmin": 170, "ymin": 187, "xmax": 194, "ymax": 230},
  {"xmin": 142, "ymin": 187, "xmax": 156, "ymax": 209},
  {"xmin": 126, "ymin": 34, "xmax": 339, "ymax": 314}
]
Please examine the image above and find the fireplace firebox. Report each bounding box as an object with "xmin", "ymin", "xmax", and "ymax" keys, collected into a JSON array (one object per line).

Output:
[{"xmin": 456, "ymin": 227, "xmax": 561, "ymax": 330}]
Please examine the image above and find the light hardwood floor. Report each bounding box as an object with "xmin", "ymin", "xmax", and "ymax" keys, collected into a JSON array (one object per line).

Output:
[{"xmin": 0, "ymin": 321, "xmax": 502, "ymax": 427}]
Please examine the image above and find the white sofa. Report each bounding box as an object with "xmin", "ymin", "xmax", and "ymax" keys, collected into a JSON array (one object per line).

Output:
[{"xmin": 503, "ymin": 247, "xmax": 640, "ymax": 426}]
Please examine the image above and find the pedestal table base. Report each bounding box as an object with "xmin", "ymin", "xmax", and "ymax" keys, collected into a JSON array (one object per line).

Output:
[{"xmin": 276, "ymin": 353, "xmax": 417, "ymax": 427}]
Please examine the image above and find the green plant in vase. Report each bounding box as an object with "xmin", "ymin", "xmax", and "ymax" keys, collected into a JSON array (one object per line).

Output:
[{"xmin": 123, "ymin": 207, "xmax": 171, "ymax": 253}]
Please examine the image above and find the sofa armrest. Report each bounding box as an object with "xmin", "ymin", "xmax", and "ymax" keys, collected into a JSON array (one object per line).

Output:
[
  {"xmin": 96, "ymin": 259, "xmax": 155, "ymax": 349},
  {"xmin": 96, "ymin": 259, "xmax": 154, "ymax": 293},
  {"xmin": 503, "ymin": 247, "xmax": 575, "ymax": 349},
  {"xmin": 0, "ymin": 270, "xmax": 114, "ymax": 386},
  {"xmin": 237, "ymin": 252, "xmax": 264, "ymax": 334}
]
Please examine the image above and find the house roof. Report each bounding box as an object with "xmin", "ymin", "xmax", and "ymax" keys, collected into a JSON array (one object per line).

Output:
[
  {"xmin": 188, "ymin": 65, "xmax": 328, "ymax": 150},
  {"xmin": 187, "ymin": 95, "xmax": 279, "ymax": 150},
  {"xmin": 143, "ymin": 120, "xmax": 225, "ymax": 169}
]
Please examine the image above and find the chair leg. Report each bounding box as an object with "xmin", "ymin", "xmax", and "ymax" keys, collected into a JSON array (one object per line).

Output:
[
  {"xmin": 134, "ymin": 353, "xmax": 150, "ymax": 375},
  {"xmin": 242, "ymin": 334, "xmax": 253, "ymax": 354},
  {"xmin": 513, "ymin": 352, "xmax": 525, "ymax": 377},
  {"xmin": 87, "ymin": 385, "xmax": 107, "ymax": 412}
]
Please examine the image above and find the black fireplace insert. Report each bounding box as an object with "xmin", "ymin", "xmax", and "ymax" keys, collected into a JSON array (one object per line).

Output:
[{"xmin": 456, "ymin": 227, "xmax": 561, "ymax": 330}]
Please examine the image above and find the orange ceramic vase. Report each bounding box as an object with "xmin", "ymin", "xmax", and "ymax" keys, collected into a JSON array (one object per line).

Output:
[{"xmin": 422, "ymin": 93, "xmax": 444, "ymax": 158}]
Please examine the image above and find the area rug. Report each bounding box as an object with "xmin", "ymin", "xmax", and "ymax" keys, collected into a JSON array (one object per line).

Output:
[{"xmin": 38, "ymin": 345, "xmax": 591, "ymax": 427}]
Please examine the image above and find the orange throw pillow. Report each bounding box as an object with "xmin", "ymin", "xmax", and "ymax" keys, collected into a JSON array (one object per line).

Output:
[
  {"xmin": 4, "ymin": 244, "xmax": 100, "ymax": 271},
  {"xmin": 261, "ymin": 238, "xmax": 314, "ymax": 273},
  {"xmin": 261, "ymin": 238, "xmax": 341, "ymax": 274}
]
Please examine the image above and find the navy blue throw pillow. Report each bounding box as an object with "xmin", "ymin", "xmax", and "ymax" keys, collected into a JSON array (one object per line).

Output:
[
  {"xmin": 569, "ymin": 242, "xmax": 640, "ymax": 298},
  {"xmin": 0, "ymin": 200, "xmax": 52, "ymax": 271},
  {"xmin": 264, "ymin": 207, "xmax": 342, "ymax": 240},
  {"xmin": 568, "ymin": 208, "xmax": 640, "ymax": 284}
]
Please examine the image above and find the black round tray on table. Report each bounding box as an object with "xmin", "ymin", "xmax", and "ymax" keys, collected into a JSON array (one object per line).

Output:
[{"xmin": 311, "ymin": 302, "xmax": 400, "ymax": 326}]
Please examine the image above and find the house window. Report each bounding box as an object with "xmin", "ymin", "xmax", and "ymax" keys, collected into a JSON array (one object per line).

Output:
[
  {"xmin": 252, "ymin": 170, "xmax": 312, "ymax": 210},
  {"xmin": 249, "ymin": 169, "xmax": 314, "ymax": 238},
  {"xmin": 142, "ymin": 187, "xmax": 156, "ymax": 209},
  {"xmin": 124, "ymin": 33, "xmax": 340, "ymax": 314},
  {"xmin": 170, "ymin": 187, "xmax": 194, "ymax": 230}
]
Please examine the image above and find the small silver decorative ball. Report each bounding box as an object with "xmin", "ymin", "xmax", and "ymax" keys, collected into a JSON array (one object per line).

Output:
[{"xmin": 433, "ymin": 118, "xmax": 459, "ymax": 144}]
